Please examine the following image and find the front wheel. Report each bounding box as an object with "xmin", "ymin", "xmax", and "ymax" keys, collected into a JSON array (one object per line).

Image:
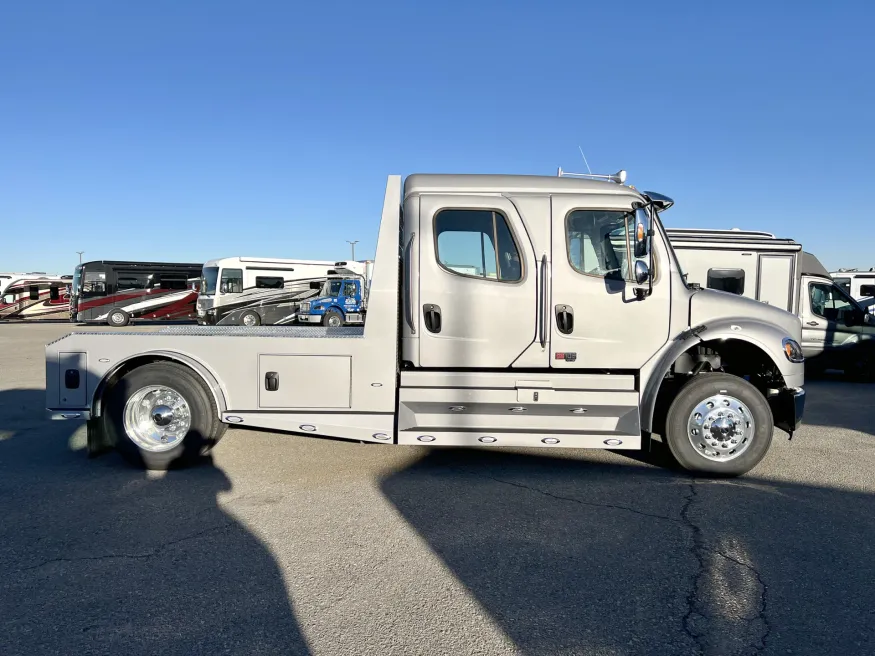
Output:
[
  {"xmin": 239, "ymin": 310, "xmax": 261, "ymax": 326},
  {"xmin": 107, "ymin": 309, "xmax": 130, "ymax": 327},
  {"xmin": 664, "ymin": 373, "xmax": 773, "ymax": 477},
  {"xmin": 101, "ymin": 361, "xmax": 227, "ymax": 470},
  {"xmin": 323, "ymin": 310, "xmax": 344, "ymax": 327}
]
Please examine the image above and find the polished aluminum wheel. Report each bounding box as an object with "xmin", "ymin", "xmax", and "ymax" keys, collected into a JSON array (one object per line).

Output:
[
  {"xmin": 687, "ymin": 394, "xmax": 755, "ymax": 462},
  {"xmin": 327, "ymin": 314, "xmax": 342, "ymax": 327},
  {"xmin": 123, "ymin": 385, "xmax": 192, "ymax": 453},
  {"xmin": 242, "ymin": 313, "xmax": 258, "ymax": 326}
]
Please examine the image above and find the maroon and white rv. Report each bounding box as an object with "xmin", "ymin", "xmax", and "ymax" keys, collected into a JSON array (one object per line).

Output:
[
  {"xmin": 70, "ymin": 261, "xmax": 203, "ymax": 326},
  {"xmin": 0, "ymin": 273, "xmax": 72, "ymax": 321}
]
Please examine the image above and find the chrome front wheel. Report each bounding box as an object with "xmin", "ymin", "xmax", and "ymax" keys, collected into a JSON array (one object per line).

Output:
[
  {"xmin": 123, "ymin": 385, "xmax": 192, "ymax": 453},
  {"xmin": 686, "ymin": 394, "xmax": 755, "ymax": 462}
]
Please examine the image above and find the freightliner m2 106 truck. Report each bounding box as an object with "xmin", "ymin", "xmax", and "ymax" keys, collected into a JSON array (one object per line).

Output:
[{"xmin": 46, "ymin": 172, "xmax": 805, "ymax": 476}]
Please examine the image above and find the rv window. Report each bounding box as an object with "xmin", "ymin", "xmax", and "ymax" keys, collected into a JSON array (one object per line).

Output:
[
  {"xmin": 50, "ymin": 286, "xmax": 60, "ymax": 301},
  {"xmin": 2, "ymin": 294, "xmax": 13, "ymax": 304},
  {"xmin": 565, "ymin": 210, "xmax": 633, "ymax": 280},
  {"xmin": 707, "ymin": 268, "xmax": 745, "ymax": 295},
  {"xmin": 834, "ymin": 277, "xmax": 851, "ymax": 294},
  {"xmin": 220, "ymin": 268, "xmax": 243, "ymax": 294},
  {"xmin": 860, "ymin": 284, "xmax": 875, "ymax": 297},
  {"xmin": 255, "ymin": 276, "xmax": 284, "ymax": 289},
  {"xmin": 157, "ymin": 276, "xmax": 188, "ymax": 290},
  {"xmin": 117, "ymin": 271, "xmax": 151, "ymax": 290},
  {"xmin": 29, "ymin": 285, "xmax": 40, "ymax": 300},
  {"xmin": 82, "ymin": 271, "xmax": 107, "ymax": 298},
  {"xmin": 434, "ymin": 209, "xmax": 522, "ymax": 282}
]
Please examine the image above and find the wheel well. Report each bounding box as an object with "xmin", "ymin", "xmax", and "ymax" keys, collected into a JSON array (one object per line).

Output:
[
  {"xmin": 651, "ymin": 338, "xmax": 785, "ymax": 436},
  {"xmin": 92, "ymin": 354, "xmax": 225, "ymax": 417}
]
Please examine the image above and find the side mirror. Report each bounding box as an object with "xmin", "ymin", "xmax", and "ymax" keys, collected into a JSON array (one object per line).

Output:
[
  {"xmin": 633, "ymin": 207, "xmax": 650, "ymax": 258},
  {"xmin": 635, "ymin": 260, "xmax": 651, "ymax": 285}
]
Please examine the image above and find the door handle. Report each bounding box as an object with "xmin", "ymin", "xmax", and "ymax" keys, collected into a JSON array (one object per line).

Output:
[
  {"xmin": 423, "ymin": 304, "xmax": 442, "ymax": 333},
  {"xmin": 404, "ymin": 232, "xmax": 416, "ymax": 334},
  {"xmin": 555, "ymin": 305, "xmax": 574, "ymax": 335},
  {"xmin": 806, "ymin": 321, "xmax": 819, "ymax": 326}
]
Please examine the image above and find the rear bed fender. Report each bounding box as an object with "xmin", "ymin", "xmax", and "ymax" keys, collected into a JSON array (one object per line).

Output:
[{"xmin": 91, "ymin": 350, "xmax": 228, "ymax": 418}]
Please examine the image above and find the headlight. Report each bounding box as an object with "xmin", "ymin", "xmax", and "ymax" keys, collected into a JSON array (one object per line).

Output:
[{"xmin": 782, "ymin": 338, "xmax": 804, "ymax": 363}]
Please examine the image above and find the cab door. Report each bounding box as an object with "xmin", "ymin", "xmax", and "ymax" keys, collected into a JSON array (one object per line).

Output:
[
  {"xmin": 549, "ymin": 195, "xmax": 671, "ymax": 369},
  {"xmin": 800, "ymin": 279, "xmax": 861, "ymax": 362},
  {"xmin": 417, "ymin": 194, "xmax": 541, "ymax": 368}
]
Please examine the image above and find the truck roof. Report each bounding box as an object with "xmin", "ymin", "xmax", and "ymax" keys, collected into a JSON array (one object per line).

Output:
[{"xmin": 403, "ymin": 173, "xmax": 647, "ymax": 199}]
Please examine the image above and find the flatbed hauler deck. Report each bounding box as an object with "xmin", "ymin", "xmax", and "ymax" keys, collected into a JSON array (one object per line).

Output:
[{"xmin": 46, "ymin": 173, "xmax": 805, "ymax": 476}]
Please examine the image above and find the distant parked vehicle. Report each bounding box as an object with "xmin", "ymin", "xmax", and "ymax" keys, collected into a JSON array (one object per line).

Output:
[
  {"xmin": 831, "ymin": 268, "xmax": 875, "ymax": 313},
  {"xmin": 71, "ymin": 261, "xmax": 203, "ymax": 326},
  {"xmin": 0, "ymin": 273, "xmax": 71, "ymax": 321},
  {"xmin": 196, "ymin": 256, "xmax": 370, "ymax": 326}
]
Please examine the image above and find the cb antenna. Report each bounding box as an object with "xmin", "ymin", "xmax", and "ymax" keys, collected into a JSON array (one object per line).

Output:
[{"xmin": 578, "ymin": 146, "xmax": 592, "ymax": 175}]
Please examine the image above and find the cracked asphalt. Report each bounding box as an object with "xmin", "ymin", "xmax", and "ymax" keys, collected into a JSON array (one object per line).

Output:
[{"xmin": 2, "ymin": 323, "xmax": 875, "ymax": 655}]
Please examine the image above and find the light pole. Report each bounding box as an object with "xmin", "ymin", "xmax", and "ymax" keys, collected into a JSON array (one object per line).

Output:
[
  {"xmin": 76, "ymin": 251, "xmax": 85, "ymax": 264},
  {"xmin": 346, "ymin": 240, "xmax": 359, "ymax": 261}
]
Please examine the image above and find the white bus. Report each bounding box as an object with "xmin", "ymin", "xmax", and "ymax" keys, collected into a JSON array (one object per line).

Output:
[{"xmin": 197, "ymin": 256, "xmax": 368, "ymax": 326}]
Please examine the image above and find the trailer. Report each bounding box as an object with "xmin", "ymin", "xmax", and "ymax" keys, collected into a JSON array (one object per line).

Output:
[
  {"xmin": 46, "ymin": 172, "xmax": 805, "ymax": 477},
  {"xmin": 667, "ymin": 229, "xmax": 875, "ymax": 377}
]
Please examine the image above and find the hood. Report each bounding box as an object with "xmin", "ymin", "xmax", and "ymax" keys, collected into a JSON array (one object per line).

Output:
[{"xmin": 689, "ymin": 288, "xmax": 802, "ymax": 341}]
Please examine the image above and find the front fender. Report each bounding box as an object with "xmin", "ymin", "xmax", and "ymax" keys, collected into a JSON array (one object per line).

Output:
[{"xmin": 639, "ymin": 318, "xmax": 803, "ymax": 432}]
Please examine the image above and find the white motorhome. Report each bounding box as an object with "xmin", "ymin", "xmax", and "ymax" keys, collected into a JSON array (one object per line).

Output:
[
  {"xmin": 197, "ymin": 257, "xmax": 368, "ymax": 326},
  {"xmin": 667, "ymin": 229, "xmax": 875, "ymax": 378},
  {"xmin": 47, "ymin": 171, "xmax": 806, "ymax": 477},
  {"xmin": 831, "ymin": 269, "xmax": 875, "ymax": 313}
]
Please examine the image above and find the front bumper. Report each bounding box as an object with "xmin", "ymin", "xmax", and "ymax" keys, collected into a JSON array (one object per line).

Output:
[
  {"xmin": 297, "ymin": 314, "xmax": 322, "ymax": 324},
  {"xmin": 770, "ymin": 387, "xmax": 805, "ymax": 437}
]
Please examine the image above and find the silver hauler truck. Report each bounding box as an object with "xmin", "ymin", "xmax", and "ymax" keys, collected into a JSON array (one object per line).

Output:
[{"xmin": 45, "ymin": 172, "xmax": 806, "ymax": 476}]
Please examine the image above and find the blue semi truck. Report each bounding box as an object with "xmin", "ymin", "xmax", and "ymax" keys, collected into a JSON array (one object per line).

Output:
[{"xmin": 296, "ymin": 276, "xmax": 367, "ymax": 327}]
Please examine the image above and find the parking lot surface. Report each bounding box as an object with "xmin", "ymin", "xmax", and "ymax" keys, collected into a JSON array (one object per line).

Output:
[{"xmin": 1, "ymin": 322, "xmax": 874, "ymax": 655}]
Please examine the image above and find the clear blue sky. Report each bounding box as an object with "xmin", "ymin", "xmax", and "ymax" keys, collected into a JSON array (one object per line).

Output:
[{"xmin": 2, "ymin": 0, "xmax": 873, "ymax": 274}]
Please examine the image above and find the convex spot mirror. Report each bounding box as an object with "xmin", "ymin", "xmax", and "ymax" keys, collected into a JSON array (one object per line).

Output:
[{"xmin": 635, "ymin": 260, "xmax": 651, "ymax": 285}]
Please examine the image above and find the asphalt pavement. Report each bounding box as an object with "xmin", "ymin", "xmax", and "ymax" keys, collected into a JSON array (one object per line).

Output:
[{"xmin": 1, "ymin": 323, "xmax": 873, "ymax": 656}]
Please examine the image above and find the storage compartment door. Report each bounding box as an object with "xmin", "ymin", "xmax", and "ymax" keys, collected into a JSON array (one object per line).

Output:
[
  {"xmin": 258, "ymin": 355, "xmax": 351, "ymax": 409},
  {"xmin": 757, "ymin": 255, "xmax": 794, "ymax": 311}
]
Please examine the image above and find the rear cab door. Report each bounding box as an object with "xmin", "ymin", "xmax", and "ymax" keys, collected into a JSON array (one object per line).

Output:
[{"xmin": 416, "ymin": 194, "xmax": 542, "ymax": 368}]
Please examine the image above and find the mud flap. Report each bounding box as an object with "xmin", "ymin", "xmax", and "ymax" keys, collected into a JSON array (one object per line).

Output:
[
  {"xmin": 86, "ymin": 416, "xmax": 115, "ymax": 457},
  {"xmin": 770, "ymin": 388, "xmax": 806, "ymax": 439}
]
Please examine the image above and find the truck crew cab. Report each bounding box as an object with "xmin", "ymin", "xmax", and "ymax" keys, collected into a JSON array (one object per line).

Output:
[{"xmin": 46, "ymin": 171, "xmax": 805, "ymax": 476}]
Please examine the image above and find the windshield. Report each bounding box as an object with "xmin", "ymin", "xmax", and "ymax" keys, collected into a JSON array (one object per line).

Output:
[
  {"xmin": 72, "ymin": 265, "xmax": 83, "ymax": 295},
  {"xmin": 202, "ymin": 267, "xmax": 219, "ymax": 295}
]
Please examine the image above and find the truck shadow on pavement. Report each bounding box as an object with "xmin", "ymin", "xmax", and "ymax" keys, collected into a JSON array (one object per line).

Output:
[
  {"xmin": 0, "ymin": 389, "xmax": 311, "ymax": 656},
  {"xmin": 381, "ymin": 447, "xmax": 875, "ymax": 656}
]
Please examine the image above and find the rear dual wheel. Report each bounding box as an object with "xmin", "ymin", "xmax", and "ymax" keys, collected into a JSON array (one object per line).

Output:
[
  {"xmin": 664, "ymin": 373, "xmax": 773, "ymax": 476},
  {"xmin": 101, "ymin": 362, "xmax": 227, "ymax": 470}
]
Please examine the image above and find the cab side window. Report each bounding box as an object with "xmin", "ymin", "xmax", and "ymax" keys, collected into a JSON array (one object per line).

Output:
[
  {"xmin": 343, "ymin": 282, "xmax": 357, "ymax": 297},
  {"xmin": 809, "ymin": 282, "xmax": 856, "ymax": 322},
  {"xmin": 434, "ymin": 209, "xmax": 522, "ymax": 282},
  {"xmin": 566, "ymin": 210, "xmax": 633, "ymax": 280}
]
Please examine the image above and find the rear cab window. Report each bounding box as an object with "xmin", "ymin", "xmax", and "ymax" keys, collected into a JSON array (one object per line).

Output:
[{"xmin": 434, "ymin": 209, "xmax": 523, "ymax": 282}]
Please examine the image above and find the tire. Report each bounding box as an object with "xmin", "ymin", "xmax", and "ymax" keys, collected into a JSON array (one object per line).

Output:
[
  {"xmin": 101, "ymin": 361, "xmax": 227, "ymax": 470},
  {"xmin": 107, "ymin": 309, "xmax": 130, "ymax": 327},
  {"xmin": 322, "ymin": 309, "xmax": 344, "ymax": 327},
  {"xmin": 664, "ymin": 373, "xmax": 773, "ymax": 477},
  {"xmin": 239, "ymin": 310, "xmax": 261, "ymax": 326}
]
